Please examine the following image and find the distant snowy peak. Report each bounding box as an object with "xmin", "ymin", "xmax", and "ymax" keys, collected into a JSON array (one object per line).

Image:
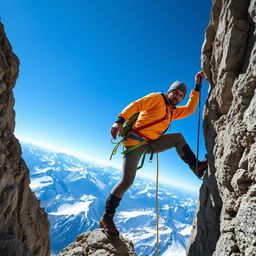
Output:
[
  {"xmin": 49, "ymin": 195, "xmax": 95, "ymax": 216},
  {"xmin": 66, "ymin": 169, "xmax": 88, "ymax": 182},
  {"xmin": 30, "ymin": 176, "xmax": 53, "ymax": 191}
]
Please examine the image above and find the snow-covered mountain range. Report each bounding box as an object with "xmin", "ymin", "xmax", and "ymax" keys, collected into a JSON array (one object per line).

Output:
[{"xmin": 21, "ymin": 142, "xmax": 198, "ymax": 256}]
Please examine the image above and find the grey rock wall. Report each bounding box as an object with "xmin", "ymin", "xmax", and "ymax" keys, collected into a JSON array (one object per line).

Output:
[
  {"xmin": 187, "ymin": 0, "xmax": 256, "ymax": 255},
  {"xmin": 0, "ymin": 22, "xmax": 50, "ymax": 256}
]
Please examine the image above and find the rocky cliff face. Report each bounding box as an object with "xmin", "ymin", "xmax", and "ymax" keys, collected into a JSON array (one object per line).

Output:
[
  {"xmin": 58, "ymin": 229, "xmax": 135, "ymax": 256},
  {"xmin": 187, "ymin": 0, "xmax": 256, "ymax": 255},
  {"xmin": 0, "ymin": 22, "xmax": 50, "ymax": 256}
]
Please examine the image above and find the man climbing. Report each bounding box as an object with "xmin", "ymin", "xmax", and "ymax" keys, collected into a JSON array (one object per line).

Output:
[{"xmin": 99, "ymin": 71, "xmax": 207, "ymax": 238}]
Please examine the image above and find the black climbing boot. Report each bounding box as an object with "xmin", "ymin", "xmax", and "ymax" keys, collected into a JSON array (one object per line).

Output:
[
  {"xmin": 99, "ymin": 194, "xmax": 122, "ymax": 238},
  {"xmin": 99, "ymin": 213, "xmax": 120, "ymax": 238},
  {"xmin": 181, "ymin": 144, "xmax": 207, "ymax": 178}
]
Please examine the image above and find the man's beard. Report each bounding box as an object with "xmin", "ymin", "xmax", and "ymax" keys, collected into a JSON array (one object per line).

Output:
[{"xmin": 169, "ymin": 98, "xmax": 178, "ymax": 106}]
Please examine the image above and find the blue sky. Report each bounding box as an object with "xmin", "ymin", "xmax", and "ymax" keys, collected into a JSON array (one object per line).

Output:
[{"xmin": 2, "ymin": 0, "xmax": 212, "ymax": 192}]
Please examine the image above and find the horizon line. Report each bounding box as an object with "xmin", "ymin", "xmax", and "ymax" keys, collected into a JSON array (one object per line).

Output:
[{"xmin": 16, "ymin": 134, "xmax": 200, "ymax": 194}]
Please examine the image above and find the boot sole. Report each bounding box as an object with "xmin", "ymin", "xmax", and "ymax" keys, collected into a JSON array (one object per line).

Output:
[{"xmin": 197, "ymin": 166, "xmax": 207, "ymax": 179}]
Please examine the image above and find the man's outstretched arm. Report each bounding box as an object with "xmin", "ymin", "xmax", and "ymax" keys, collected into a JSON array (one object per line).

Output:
[{"xmin": 174, "ymin": 71, "xmax": 205, "ymax": 119}]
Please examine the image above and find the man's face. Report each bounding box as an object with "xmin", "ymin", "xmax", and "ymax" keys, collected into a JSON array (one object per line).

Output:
[{"xmin": 167, "ymin": 89, "xmax": 185, "ymax": 106}]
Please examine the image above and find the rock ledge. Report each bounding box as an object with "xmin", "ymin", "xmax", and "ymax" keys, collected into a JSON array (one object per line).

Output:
[{"xmin": 58, "ymin": 229, "xmax": 136, "ymax": 256}]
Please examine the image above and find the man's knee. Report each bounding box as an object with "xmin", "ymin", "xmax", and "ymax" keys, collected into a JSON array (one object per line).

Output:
[
  {"xmin": 115, "ymin": 176, "xmax": 134, "ymax": 192},
  {"xmin": 176, "ymin": 133, "xmax": 186, "ymax": 143},
  {"xmin": 111, "ymin": 178, "xmax": 134, "ymax": 198},
  {"xmin": 121, "ymin": 177, "xmax": 134, "ymax": 191},
  {"xmin": 176, "ymin": 132, "xmax": 183, "ymax": 138}
]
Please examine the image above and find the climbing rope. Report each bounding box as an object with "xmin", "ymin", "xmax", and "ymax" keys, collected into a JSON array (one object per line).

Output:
[{"xmin": 156, "ymin": 153, "xmax": 159, "ymax": 256}]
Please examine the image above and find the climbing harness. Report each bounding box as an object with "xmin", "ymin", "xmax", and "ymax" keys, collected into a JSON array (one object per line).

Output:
[
  {"xmin": 156, "ymin": 153, "xmax": 159, "ymax": 256},
  {"xmin": 110, "ymin": 93, "xmax": 170, "ymax": 169},
  {"xmin": 110, "ymin": 112, "xmax": 140, "ymax": 160}
]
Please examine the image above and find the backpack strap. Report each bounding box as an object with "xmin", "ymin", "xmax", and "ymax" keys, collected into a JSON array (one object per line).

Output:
[
  {"xmin": 130, "ymin": 92, "xmax": 170, "ymax": 140},
  {"xmin": 159, "ymin": 92, "xmax": 175, "ymax": 135},
  {"xmin": 110, "ymin": 92, "xmax": 171, "ymax": 168}
]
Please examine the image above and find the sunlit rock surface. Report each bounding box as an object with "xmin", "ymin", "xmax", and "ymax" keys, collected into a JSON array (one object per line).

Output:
[
  {"xmin": 58, "ymin": 229, "xmax": 135, "ymax": 256},
  {"xmin": 187, "ymin": 0, "xmax": 256, "ymax": 255},
  {"xmin": 0, "ymin": 22, "xmax": 50, "ymax": 256}
]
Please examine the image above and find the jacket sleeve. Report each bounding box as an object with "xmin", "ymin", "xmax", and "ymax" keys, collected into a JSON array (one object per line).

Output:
[
  {"xmin": 118, "ymin": 93, "xmax": 161, "ymax": 122},
  {"xmin": 173, "ymin": 90, "xmax": 199, "ymax": 120}
]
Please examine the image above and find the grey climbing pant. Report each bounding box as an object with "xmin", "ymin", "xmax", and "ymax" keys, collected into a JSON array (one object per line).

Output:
[{"xmin": 111, "ymin": 133, "xmax": 187, "ymax": 198}]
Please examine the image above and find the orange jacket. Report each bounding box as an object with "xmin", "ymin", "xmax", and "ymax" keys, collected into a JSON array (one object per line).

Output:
[{"xmin": 118, "ymin": 90, "xmax": 200, "ymax": 146}]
